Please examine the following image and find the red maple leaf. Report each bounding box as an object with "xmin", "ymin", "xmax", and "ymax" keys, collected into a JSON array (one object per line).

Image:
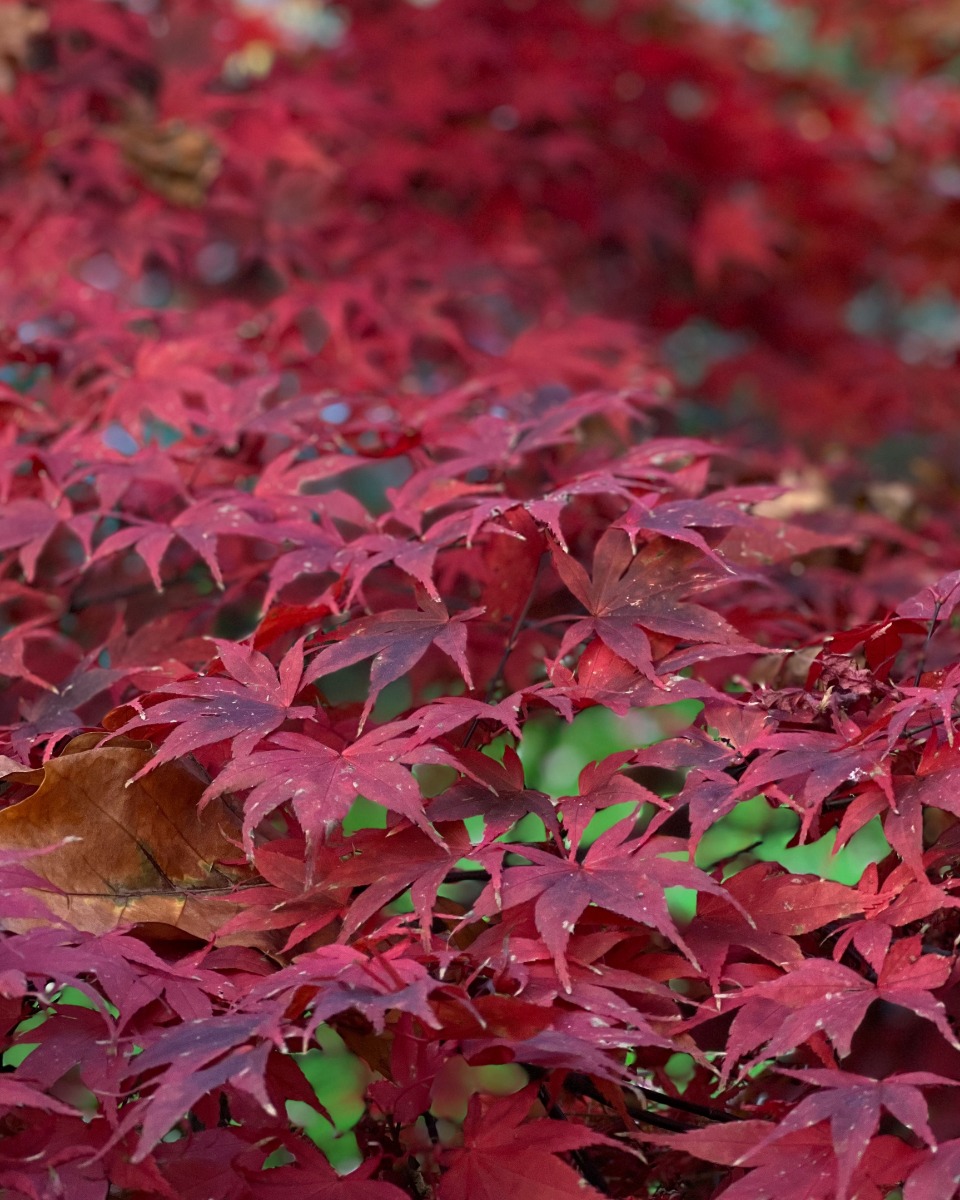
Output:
[
  {"xmin": 251, "ymin": 1144, "xmax": 409, "ymax": 1199},
  {"xmin": 201, "ymin": 721, "xmax": 442, "ymax": 858},
  {"xmin": 904, "ymin": 1137, "xmax": 960, "ymax": 1200},
  {"xmin": 328, "ymin": 820, "xmax": 473, "ymax": 939},
  {"xmin": 643, "ymin": 1121, "xmax": 915, "ymax": 1200},
  {"xmin": 471, "ymin": 817, "xmax": 740, "ymax": 991},
  {"xmin": 112, "ymin": 639, "xmax": 313, "ymax": 774},
  {"xmin": 723, "ymin": 935, "xmax": 959, "ymax": 1076},
  {"xmin": 550, "ymin": 528, "xmax": 757, "ymax": 681},
  {"xmin": 896, "ymin": 569, "xmax": 960, "ymax": 624},
  {"xmin": 305, "ymin": 593, "xmax": 481, "ymax": 727},
  {"xmin": 731, "ymin": 721, "xmax": 892, "ymax": 840},
  {"xmin": 427, "ymin": 745, "xmax": 561, "ymax": 844},
  {"xmin": 738, "ymin": 1068, "xmax": 948, "ymax": 1200},
  {"xmin": 686, "ymin": 863, "xmax": 865, "ymax": 988},
  {"xmin": 436, "ymin": 1087, "xmax": 623, "ymax": 1200}
]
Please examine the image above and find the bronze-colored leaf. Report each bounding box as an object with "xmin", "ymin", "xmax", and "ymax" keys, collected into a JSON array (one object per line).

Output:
[
  {"xmin": 0, "ymin": 4, "xmax": 48, "ymax": 93},
  {"xmin": 0, "ymin": 734, "xmax": 250, "ymax": 937},
  {"xmin": 116, "ymin": 118, "xmax": 221, "ymax": 206}
]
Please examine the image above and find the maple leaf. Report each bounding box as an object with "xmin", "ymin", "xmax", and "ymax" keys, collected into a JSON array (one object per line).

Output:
[
  {"xmin": 91, "ymin": 496, "xmax": 284, "ymax": 591},
  {"xmin": 883, "ymin": 665, "xmax": 960, "ymax": 748},
  {"xmin": 730, "ymin": 723, "xmax": 892, "ymax": 840},
  {"xmin": 11, "ymin": 658, "xmax": 129, "ymax": 759},
  {"xmin": 332, "ymin": 528, "xmax": 453, "ymax": 605},
  {"xmin": 0, "ymin": 497, "xmax": 68, "ymax": 582},
  {"xmin": 724, "ymin": 935, "xmax": 959, "ymax": 1077},
  {"xmin": 250, "ymin": 1147, "xmax": 410, "ymax": 1200},
  {"xmin": 427, "ymin": 745, "xmax": 561, "ymax": 844},
  {"xmin": 836, "ymin": 758, "xmax": 960, "ymax": 876},
  {"xmin": 211, "ymin": 839, "xmax": 342, "ymax": 952},
  {"xmin": 556, "ymin": 750, "xmax": 669, "ymax": 845},
  {"xmin": 896, "ymin": 569, "xmax": 960, "ymax": 623},
  {"xmin": 502, "ymin": 314, "xmax": 641, "ymax": 390},
  {"xmin": 123, "ymin": 1020, "xmax": 279, "ymax": 1160},
  {"xmin": 260, "ymin": 535, "xmax": 345, "ymax": 615},
  {"xmin": 884, "ymin": 769, "xmax": 960, "ymax": 874},
  {"xmin": 686, "ymin": 863, "xmax": 865, "ymax": 988},
  {"xmin": 613, "ymin": 493, "xmax": 759, "ymax": 567},
  {"xmin": 471, "ymin": 818, "xmax": 740, "ymax": 991},
  {"xmin": 240, "ymin": 943, "xmax": 440, "ymax": 1038},
  {"xmin": 366, "ymin": 1014, "xmax": 446, "ymax": 1122},
  {"xmin": 0, "ymin": 1078, "xmax": 80, "ymax": 1117},
  {"xmin": 736, "ymin": 1068, "xmax": 948, "ymax": 1200},
  {"xmin": 642, "ymin": 1122, "xmax": 915, "ymax": 1200},
  {"xmin": 457, "ymin": 1009, "xmax": 660, "ymax": 1084},
  {"xmin": 834, "ymin": 860, "xmax": 960, "ymax": 973},
  {"xmin": 304, "ymin": 594, "xmax": 481, "ymax": 728},
  {"xmin": 11, "ymin": 1001, "xmax": 129, "ymax": 1104},
  {"xmin": 402, "ymin": 692, "xmax": 529, "ymax": 744},
  {"xmin": 693, "ymin": 191, "xmax": 780, "ymax": 286},
  {"xmin": 436, "ymin": 1087, "xmax": 624, "ymax": 1200},
  {"xmin": 328, "ymin": 820, "xmax": 473, "ymax": 939},
  {"xmin": 548, "ymin": 639, "xmax": 716, "ymax": 714},
  {"xmin": 464, "ymin": 922, "xmax": 682, "ymax": 1047},
  {"xmin": 111, "ymin": 639, "xmax": 314, "ymax": 774},
  {"xmin": 550, "ymin": 528, "xmax": 757, "ymax": 680},
  {"xmin": 66, "ymin": 443, "xmax": 188, "ymax": 511},
  {"xmin": 160, "ymin": 1128, "xmax": 410, "ymax": 1199},
  {"xmin": 905, "ymin": 1138, "xmax": 960, "ymax": 1200},
  {"xmin": 201, "ymin": 722, "xmax": 439, "ymax": 860},
  {"xmin": 0, "ymin": 617, "xmax": 58, "ymax": 692},
  {"xmin": 0, "ymin": 845, "xmax": 72, "ymax": 925}
]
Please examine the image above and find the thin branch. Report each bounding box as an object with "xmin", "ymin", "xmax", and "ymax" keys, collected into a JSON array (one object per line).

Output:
[
  {"xmin": 441, "ymin": 867, "xmax": 490, "ymax": 884},
  {"xmin": 422, "ymin": 1110, "xmax": 440, "ymax": 1145},
  {"xmin": 915, "ymin": 597, "xmax": 944, "ymax": 687},
  {"xmin": 536, "ymin": 1083, "xmax": 614, "ymax": 1194},
  {"xmin": 631, "ymin": 1083, "xmax": 741, "ymax": 1124},
  {"xmin": 565, "ymin": 1072, "xmax": 737, "ymax": 1126}
]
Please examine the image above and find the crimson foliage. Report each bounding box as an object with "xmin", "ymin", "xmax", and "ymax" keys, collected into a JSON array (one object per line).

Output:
[{"xmin": 3, "ymin": 1, "xmax": 960, "ymax": 1197}]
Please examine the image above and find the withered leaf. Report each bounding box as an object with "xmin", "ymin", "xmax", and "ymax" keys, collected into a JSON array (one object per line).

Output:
[
  {"xmin": 0, "ymin": 734, "xmax": 249, "ymax": 937},
  {"xmin": 0, "ymin": 3, "xmax": 48, "ymax": 93},
  {"xmin": 116, "ymin": 118, "xmax": 221, "ymax": 206}
]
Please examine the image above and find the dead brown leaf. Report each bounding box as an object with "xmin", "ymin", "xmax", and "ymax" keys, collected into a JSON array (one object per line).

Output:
[
  {"xmin": 752, "ymin": 468, "xmax": 832, "ymax": 520},
  {"xmin": 116, "ymin": 118, "xmax": 221, "ymax": 207},
  {"xmin": 0, "ymin": 734, "xmax": 251, "ymax": 937},
  {"xmin": 0, "ymin": 4, "xmax": 48, "ymax": 93}
]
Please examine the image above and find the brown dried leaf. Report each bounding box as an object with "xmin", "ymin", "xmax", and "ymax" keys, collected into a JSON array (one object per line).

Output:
[
  {"xmin": 0, "ymin": 4, "xmax": 48, "ymax": 92},
  {"xmin": 116, "ymin": 119, "xmax": 221, "ymax": 206},
  {"xmin": 751, "ymin": 468, "xmax": 832, "ymax": 520},
  {"xmin": 0, "ymin": 734, "xmax": 250, "ymax": 936}
]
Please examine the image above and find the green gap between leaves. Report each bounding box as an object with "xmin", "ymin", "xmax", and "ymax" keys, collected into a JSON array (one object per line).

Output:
[{"xmin": 288, "ymin": 1026, "xmax": 370, "ymax": 1172}]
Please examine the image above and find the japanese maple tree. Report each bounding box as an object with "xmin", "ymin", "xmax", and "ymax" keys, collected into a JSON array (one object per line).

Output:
[{"xmin": 3, "ymin": 0, "xmax": 960, "ymax": 1197}]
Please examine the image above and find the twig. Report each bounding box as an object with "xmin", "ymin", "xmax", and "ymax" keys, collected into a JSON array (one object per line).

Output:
[
  {"xmin": 915, "ymin": 597, "xmax": 944, "ymax": 687},
  {"xmin": 631, "ymin": 1083, "xmax": 740, "ymax": 1124},
  {"xmin": 423, "ymin": 1111, "xmax": 440, "ymax": 1145},
  {"xmin": 537, "ymin": 1083, "xmax": 614, "ymax": 1194},
  {"xmin": 566, "ymin": 1072, "xmax": 737, "ymax": 1126}
]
